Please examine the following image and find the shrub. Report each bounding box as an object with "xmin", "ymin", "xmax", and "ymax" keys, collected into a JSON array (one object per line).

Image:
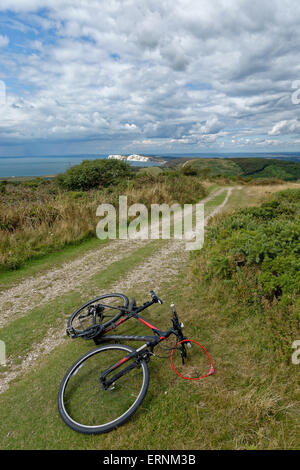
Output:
[
  {"xmin": 56, "ymin": 159, "xmax": 133, "ymax": 191},
  {"xmin": 205, "ymin": 196, "xmax": 300, "ymax": 300},
  {"xmin": 132, "ymin": 172, "xmax": 206, "ymax": 205},
  {"xmin": 181, "ymin": 165, "xmax": 199, "ymax": 176},
  {"xmin": 191, "ymin": 188, "xmax": 300, "ymax": 360}
]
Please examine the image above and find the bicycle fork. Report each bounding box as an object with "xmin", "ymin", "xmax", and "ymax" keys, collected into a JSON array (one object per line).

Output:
[{"xmin": 99, "ymin": 344, "xmax": 150, "ymax": 390}]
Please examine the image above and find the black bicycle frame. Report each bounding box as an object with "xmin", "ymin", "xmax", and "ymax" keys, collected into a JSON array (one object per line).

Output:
[{"xmin": 94, "ymin": 300, "xmax": 187, "ymax": 390}]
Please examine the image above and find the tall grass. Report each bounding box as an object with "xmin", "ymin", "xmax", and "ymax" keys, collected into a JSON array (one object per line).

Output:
[{"xmin": 0, "ymin": 174, "xmax": 206, "ymax": 271}]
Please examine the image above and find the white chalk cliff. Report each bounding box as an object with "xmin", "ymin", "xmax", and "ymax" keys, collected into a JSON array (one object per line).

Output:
[{"xmin": 108, "ymin": 154, "xmax": 150, "ymax": 162}]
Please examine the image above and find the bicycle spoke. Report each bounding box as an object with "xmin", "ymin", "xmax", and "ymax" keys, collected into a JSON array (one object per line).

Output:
[{"xmin": 60, "ymin": 346, "xmax": 147, "ymax": 430}]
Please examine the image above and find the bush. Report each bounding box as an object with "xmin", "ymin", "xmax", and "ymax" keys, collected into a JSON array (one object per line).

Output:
[
  {"xmin": 205, "ymin": 191, "xmax": 300, "ymax": 301},
  {"xmin": 181, "ymin": 165, "xmax": 200, "ymax": 176},
  {"xmin": 56, "ymin": 159, "xmax": 133, "ymax": 191},
  {"xmin": 191, "ymin": 188, "xmax": 300, "ymax": 360},
  {"xmin": 132, "ymin": 172, "xmax": 206, "ymax": 204}
]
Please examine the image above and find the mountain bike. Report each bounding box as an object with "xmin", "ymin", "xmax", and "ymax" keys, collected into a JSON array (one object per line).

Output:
[{"xmin": 58, "ymin": 290, "xmax": 215, "ymax": 434}]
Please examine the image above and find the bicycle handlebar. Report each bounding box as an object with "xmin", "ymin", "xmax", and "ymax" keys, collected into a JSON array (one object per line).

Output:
[{"xmin": 150, "ymin": 290, "xmax": 163, "ymax": 305}]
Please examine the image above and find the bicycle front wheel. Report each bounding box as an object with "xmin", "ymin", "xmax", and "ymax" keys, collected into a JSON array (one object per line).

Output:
[{"xmin": 58, "ymin": 344, "xmax": 149, "ymax": 434}]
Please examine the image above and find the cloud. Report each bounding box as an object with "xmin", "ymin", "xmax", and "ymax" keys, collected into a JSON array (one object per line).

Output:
[
  {"xmin": 269, "ymin": 119, "xmax": 300, "ymax": 136},
  {"xmin": 1, "ymin": 0, "xmax": 300, "ymax": 154},
  {"xmin": 0, "ymin": 34, "xmax": 9, "ymax": 47}
]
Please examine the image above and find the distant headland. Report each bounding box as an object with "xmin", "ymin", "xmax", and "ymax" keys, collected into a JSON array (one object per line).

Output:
[{"xmin": 107, "ymin": 154, "xmax": 166, "ymax": 164}]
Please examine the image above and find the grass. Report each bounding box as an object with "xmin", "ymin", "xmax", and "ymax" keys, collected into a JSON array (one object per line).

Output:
[
  {"xmin": 199, "ymin": 188, "xmax": 300, "ymax": 361},
  {"xmin": 1, "ymin": 263, "xmax": 298, "ymax": 449},
  {"xmin": 0, "ymin": 181, "xmax": 217, "ymax": 291},
  {"xmin": 0, "ymin": 188, "xmax": 227, "ymax": 449},
  {"xmin": 165, "ymin": 157, "xmax": 300, "ymax": 181},
  {"xmin": 0, "ymin": 184, "xmax": 299, "ymax": 449},
  {"xmin": 181, "ymin": 158, "xmax": 242, "ymax": 177},
  {"xmin": 0, "ymin": 173, "xmax": 206, "ymax": 272},
  {"xmin": 216, "ymin": 182, "xmax": 300, "ymax": 214},
  {"xmin": 0, "ymin": 184, "xmax": 223, "ymax": 366},
  {"xmin": 137, "ymin": 166, "xmax": 163, "ymax": 176},
  {"xmin": 0, "ymin": 189, "xmax": 104, "ymax": 271},
  {"xmin": 0, "ymin": 237, "xmax": 108, "ymax": 289},
  {"xmin": 204, "ymin": 189, "xmax": 228, "ymax": 213},
  {"xmin": 0, "ymin": 239, "xmax": 165, "ymax": 365},
  {"xmin": 231, "ymin": 157, "xmax": 300, "ymax": 180}
]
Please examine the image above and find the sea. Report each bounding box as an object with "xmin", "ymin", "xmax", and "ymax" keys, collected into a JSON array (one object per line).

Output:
[{"xmin": 0, "ymin": 152, "xmax": 300, "ymax": 178}]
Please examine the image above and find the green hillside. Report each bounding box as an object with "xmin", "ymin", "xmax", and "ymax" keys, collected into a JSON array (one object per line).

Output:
[
  {"xmin": 164, "ymin": 157, "xmax": 300, "ymax": 181},
  {"xmin": 230, "ymin": 158, "xmax": 300, "ymax": 180},
  {"xmin": 182, "ymin": 158, "xmax": 242, "ymax": 176}
]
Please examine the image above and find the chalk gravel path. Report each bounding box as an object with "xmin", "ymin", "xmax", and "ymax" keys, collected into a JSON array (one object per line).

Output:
[{"xmin": 0, "ymin": 187, "xmax": 233, "ymax": 394}]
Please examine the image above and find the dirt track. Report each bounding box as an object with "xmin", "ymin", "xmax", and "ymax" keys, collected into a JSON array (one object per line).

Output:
[{"xmin": 0, "ymin": 187, "xmax": 233, "ymax": 394}]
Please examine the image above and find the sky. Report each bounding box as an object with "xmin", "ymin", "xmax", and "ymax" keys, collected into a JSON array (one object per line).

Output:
[{"xmin": 1, "ymin": 0, "xmax": 300, "ymax": 156}]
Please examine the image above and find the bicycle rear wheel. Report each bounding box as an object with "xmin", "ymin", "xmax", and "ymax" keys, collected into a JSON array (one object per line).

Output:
[
  {"xmin": 68, "ymin": 293, "xmax": 129, "ymax": 337},
  {"xmin": 58, "ymin": 344, "xmax": 149, "ymax": 434}
]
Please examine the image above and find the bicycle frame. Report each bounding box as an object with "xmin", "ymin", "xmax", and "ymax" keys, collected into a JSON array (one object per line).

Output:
[
  {"xmin": 93, "ymin": 298, "xmax": 185, "ymax": 346},
  {"xmin": 91, "ymin": 299, "xmax": 187, "ymax": 390}
]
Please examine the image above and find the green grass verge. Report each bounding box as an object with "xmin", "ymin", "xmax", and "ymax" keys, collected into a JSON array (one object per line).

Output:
[
  {"xmin": 0, "ymin": 182, "xmax": 215, "ymax": 290},
  {"xmin": 204, "ymin": 189, "xmax": 228, "ymax": 214},
  {"xmin": 0, "ymin": 263, "xmax": 298, "ymax": 449},
  {"xmin": 1, "ymin": 187, "xmax": 268, "ymax": 450},
  {"xmin": 187, "ymin": 158, "xmax": 242, "ymax": 177},
  {"xmin": 0, "ymin": 239, "xmax": 166, "ymax": 364},
  {"xmin": 0, "ymin": 188, "xmax": 231, "ymax": 365},
  {"xmin": 0, "ymin": 237, "xmax": 108, "ymax": 289}
]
